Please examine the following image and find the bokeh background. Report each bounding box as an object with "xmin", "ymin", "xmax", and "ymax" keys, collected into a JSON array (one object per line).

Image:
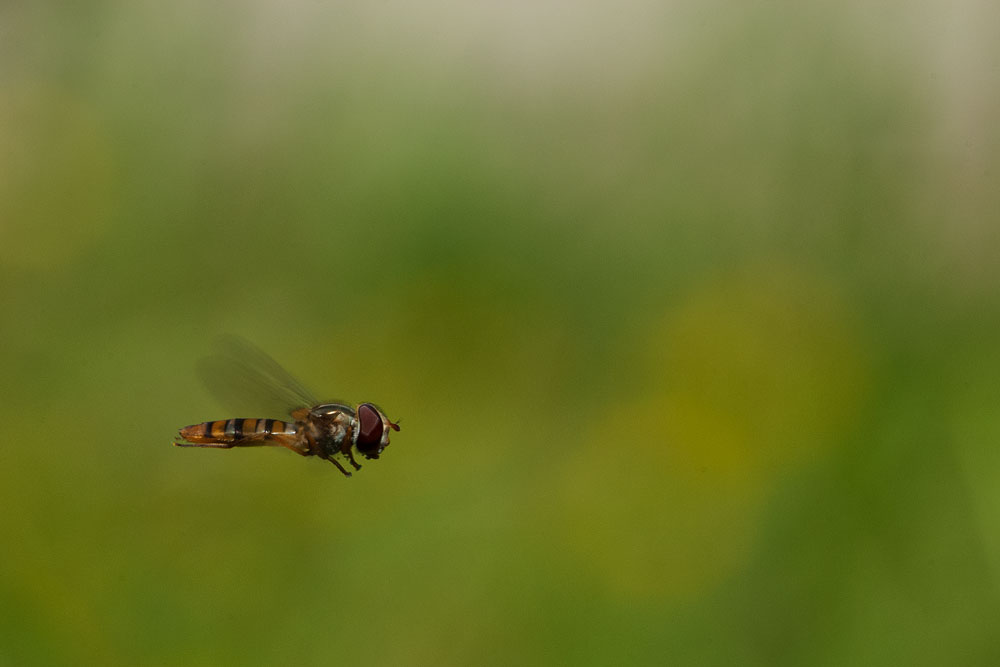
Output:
[{"xmin": 3, "ymin": 2, "xmax": 999, "ymax": 665}]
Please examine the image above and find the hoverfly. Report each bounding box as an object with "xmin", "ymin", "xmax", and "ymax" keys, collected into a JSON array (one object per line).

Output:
[{"xmin": 174, "ymin": 336, "xmax": 400, "ymax": 477}]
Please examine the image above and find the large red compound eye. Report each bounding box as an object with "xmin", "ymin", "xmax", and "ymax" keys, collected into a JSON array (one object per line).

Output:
[{"xmin": 356, "ymin": 403, "xmax": 384, "ymax": 457}]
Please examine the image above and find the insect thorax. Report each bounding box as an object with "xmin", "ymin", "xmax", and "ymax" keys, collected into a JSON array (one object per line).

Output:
[{"xmin": 304, "ymin": 410, "xmax": 354, "ymax": 459}]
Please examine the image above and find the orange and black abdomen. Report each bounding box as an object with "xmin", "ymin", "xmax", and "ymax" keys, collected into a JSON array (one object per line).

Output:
[{"xmin": 178, "ymin": 418, "xmax": 297, "ymax": 444}]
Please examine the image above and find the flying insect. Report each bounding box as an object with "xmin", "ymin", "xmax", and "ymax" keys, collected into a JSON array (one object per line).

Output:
[{"xmin": 174, "ymin": 336, "xmax": 399, "ymax": 477}]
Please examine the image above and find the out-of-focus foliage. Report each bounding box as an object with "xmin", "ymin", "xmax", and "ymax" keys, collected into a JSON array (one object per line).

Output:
[{"xmin": 2, "ymin": 2, "xmax": 999, "ymax": 665}]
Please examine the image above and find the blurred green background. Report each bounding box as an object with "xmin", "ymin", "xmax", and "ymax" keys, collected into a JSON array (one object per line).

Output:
[{"xmin": 3, "ymin": 2, "xmax": 999, "ymax": 665}]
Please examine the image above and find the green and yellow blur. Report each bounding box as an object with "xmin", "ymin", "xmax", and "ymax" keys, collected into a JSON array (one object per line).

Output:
[{"xmin": 2, "ymin": 2, "xmax": 999, "ymax": 665}]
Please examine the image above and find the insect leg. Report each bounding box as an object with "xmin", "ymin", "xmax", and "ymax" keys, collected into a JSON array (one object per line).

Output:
[
  {"xmin": 174, "ymin": 440, "xmax": 235, "ymax": 449},
  {"xmin": 327, "ymin": 457, "xmax": 353, "ymax": 477},
  {"xmin": 173, "ymin": 433, "xmax": 311, "ymax": 456},
  {"xmin": 344, "ymin": 448, "xmax": 362, "ymax": 471},
  {"xmin": 267, "ymin": 434, "xmax": 311, "ymax": 457}
]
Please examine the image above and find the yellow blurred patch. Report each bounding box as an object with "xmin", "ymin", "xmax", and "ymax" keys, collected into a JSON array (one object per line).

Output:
[
  {"xmin": 0, "ymin": 83, "xmax": 116, "ymax": 270},
  {"xmin": 558, "ymin": 398, "xmax": 765, "ymax": 600},
  {"xmin": 658, "ymin": 264, "xmax": 870, "ymax": 473},
  {"xmin": 558, "ymin": 264, "xmax": 871, "ymax": 600}
]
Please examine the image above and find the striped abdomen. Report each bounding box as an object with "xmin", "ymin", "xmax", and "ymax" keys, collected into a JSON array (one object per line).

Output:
[{"xmin": 178, "ymin": 418, "xmax": 297, "ymax": 444}]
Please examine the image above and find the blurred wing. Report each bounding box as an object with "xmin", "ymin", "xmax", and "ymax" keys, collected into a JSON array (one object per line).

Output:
[{"xmin": 196, "ymin": 335, "xmax": 321, "ymax": 418}]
